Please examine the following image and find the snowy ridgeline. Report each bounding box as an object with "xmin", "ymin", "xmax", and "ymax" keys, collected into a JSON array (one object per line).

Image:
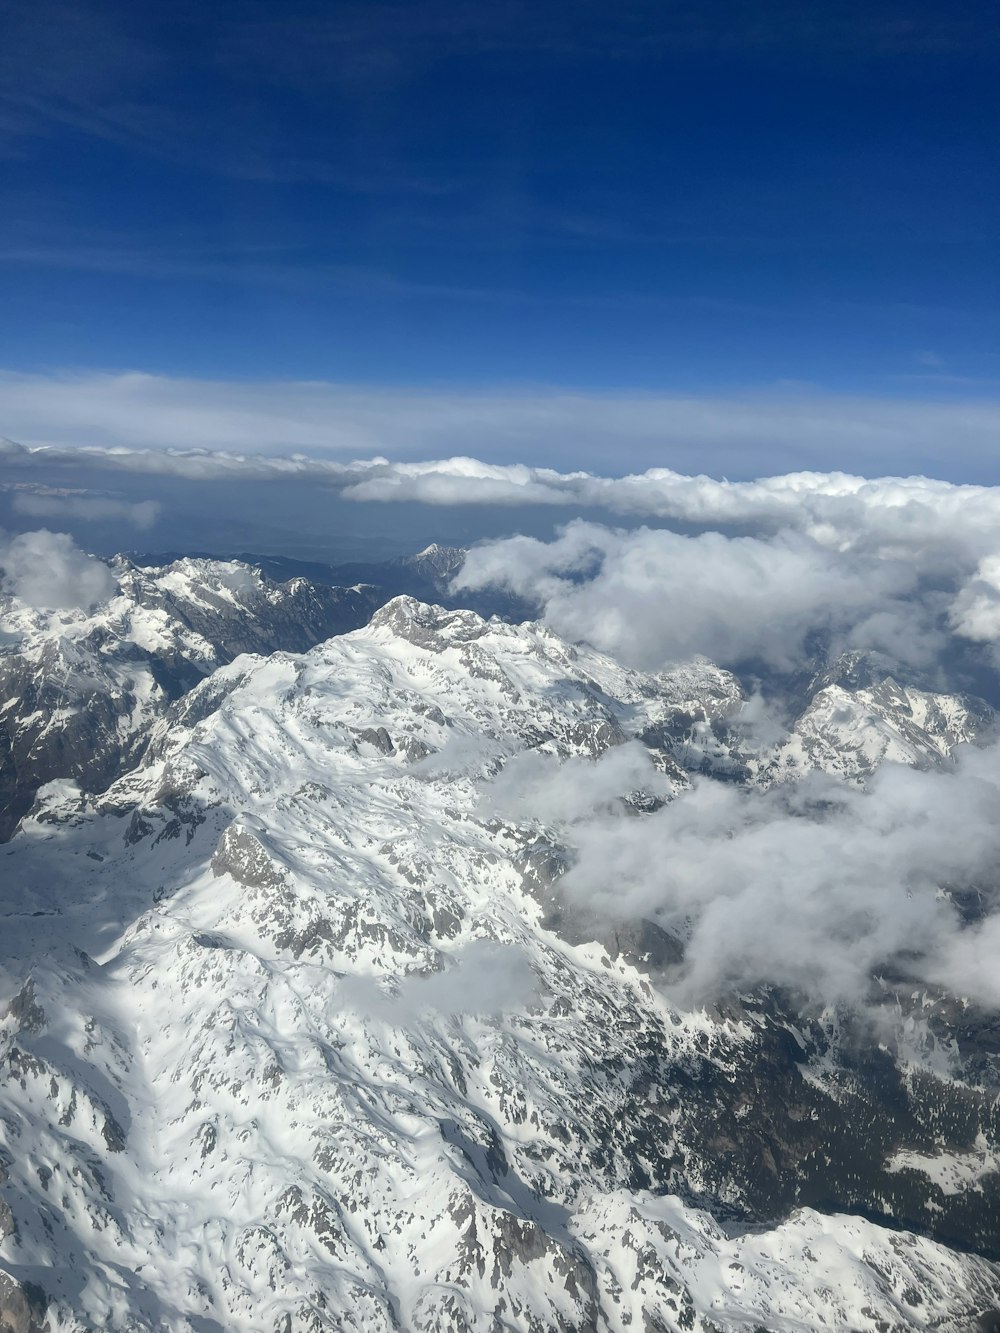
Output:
[
  {"xmin": 0, "ymin": 585, "xmax": 999, "ymax": 1330},
  {"xmin": 0, "ymin": 547, "xmax": 509, "ymax": 843}
]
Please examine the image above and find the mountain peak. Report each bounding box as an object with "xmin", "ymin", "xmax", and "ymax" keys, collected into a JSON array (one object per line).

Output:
[
  {"xmin": 400, "ymin": 542, "xmax": 467, "ymax": 578},
  {"xmin": 367, "ymin": 594, "xmax": 490, "ymax": 646}
]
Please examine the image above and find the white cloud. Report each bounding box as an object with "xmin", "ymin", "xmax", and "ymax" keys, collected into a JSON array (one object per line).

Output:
[
  {"xmin": 551, "ymin": 744, "xmax": 1000, "ymax": 1008},
  {"xmin": 0, "ymin": 529, "xmax": 116, "ymax": 609},
  {"xmin": 12, "ymin": 492, "xmax": 161, "ymax": 528},
  {"xmin": 949, "ymin": 554, "xmax": 1000, "ymax": 647},
  {"xmin": 456, "ymin": 520, "xmax": 942, "ymax": 671},
  {"xmin": 339, "ymin": 939, "xmax": 539, "ymax": 1022},
  {"xmin": 409, "ymin": 731, "xmax": 507, "ymax": 779},
  {"xmin": 930, "ymin": 913, "xmax": 1000, "ymax": 1009},
  {"xmin": 0, "ymin": 434, "xmax": 369, "ymax": 483},
  {"xmin": 481, "ymin": 741, "xmax": 667, "ymax": 824},
  {"xmin": 3, "ymin": 368, "xmax": 1000, "ymax": 478},
  {"xmin": 349, "ymin": 465, "xmax": 1000, "ymax": 585},
  {"xmin": 5, "ymin": 427, "xmax": 1000, "ymax": 575},
  {"xmin": 6, "ymin": 401, "xmax": 1000, "ymax": 663}
]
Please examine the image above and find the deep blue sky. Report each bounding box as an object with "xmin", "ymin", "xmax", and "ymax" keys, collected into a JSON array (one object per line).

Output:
[{"xmin": 2, "ymin": 0, "xmax": 999, "ymax": 393}]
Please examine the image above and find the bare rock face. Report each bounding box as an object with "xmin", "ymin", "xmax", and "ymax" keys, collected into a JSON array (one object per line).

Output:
[
  {"xmin": 0, "ymin": 1274, "xmax": 47, "ymax": 1333},
  {"xmin": 0, "ymin": 1158, "xmax": 43, "ymax": 1333},
  {"xmin": 211, "ymin": 823, "xmax": 288, "ymax": 890}
]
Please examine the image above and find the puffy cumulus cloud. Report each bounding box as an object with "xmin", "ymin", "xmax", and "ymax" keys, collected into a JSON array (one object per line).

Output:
[
  {"xmin": 949, "ymin": 555, "xmax": 1000, "ymax": 649},
  {"xmin": 409, "ymin": 731, "xmax": 507, "ymax": 780},
  {"xmin": 350, "ymin": 465, "xmax": 1000, "ymax": 641},
  {"xmin": 342, "ymin": 457, "xmax": 590, "ymax": 507},
  {"xmin": 930, "ymin": 915, "xmax": 1000, "ymax": 1009},
  {"xmin": 456, "ymin": 521, "xmax": 941, "ymax": 672},
  {"xmin": 12, "ymin": 492, "xmax": 161, "ymax": 529},
  {"xmin": 551, "ymin": 745, "xmax": 1000, "ymax": 1009},
  {"xmin": 339, "ymin": 464, "xmax": 1000, "ymax": 583},
  {"xmin": 0, "ymin": 529, "xmax": 116, "ymax": 609},
  {"xmin": 339, "ymin": 939, "xmax": 539, "ymax": 1023}
]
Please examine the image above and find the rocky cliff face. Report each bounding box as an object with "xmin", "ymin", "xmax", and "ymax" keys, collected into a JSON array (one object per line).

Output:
[{"xmin": 1, "ymin": 598, "xmax": 998, "ymax": 1331}]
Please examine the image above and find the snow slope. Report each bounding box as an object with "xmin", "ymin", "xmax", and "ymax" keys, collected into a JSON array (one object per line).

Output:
[
  {"xmin": 0, "ymin": 556, "xmax": 380, "ymax": 840},
  {"xmin": 1, "ymin": 599, "xmax": 998, "ymax": 1330}
]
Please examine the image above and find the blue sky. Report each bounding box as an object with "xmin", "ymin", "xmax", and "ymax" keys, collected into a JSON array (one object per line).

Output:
[{"xmin": 2, "ymin": 0, "xmax": 999, "ymax": 395}]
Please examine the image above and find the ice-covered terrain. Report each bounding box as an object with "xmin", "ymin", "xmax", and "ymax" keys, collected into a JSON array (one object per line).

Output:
[
  {"xmin": 1, "ymin": 591, "xmax": 998, "ymax": 1331},
  {"xmin": 0, "ymin": 556, "xmax": 382, "ymax": 840}
]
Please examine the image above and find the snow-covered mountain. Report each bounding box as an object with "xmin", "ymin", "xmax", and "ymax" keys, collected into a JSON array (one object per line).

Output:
[
  {"xmin": 138, "ymin": 544, "xmax": 476, "ymax": 611},
  {"xmin": 763, "ymin": 673, "xmax": 992, "ymax": 783},
  {"xmin": 671, "ymin": 648, "xmax": 995, "ymax": 788},
  {"xmin": 1, "ymin": 597, "xmax": 998, "ymax": 1331},
  {"xmin": 0, "ymin": 557, "xmax": 381, "ymax": 840}
]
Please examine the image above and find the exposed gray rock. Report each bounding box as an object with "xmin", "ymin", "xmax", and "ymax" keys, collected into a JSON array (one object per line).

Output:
[{"xmin": 0, "ymin": 1274, "xmax": 47, "ymax": 1333}]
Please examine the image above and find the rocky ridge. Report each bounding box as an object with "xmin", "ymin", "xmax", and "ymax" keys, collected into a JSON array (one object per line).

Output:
[{"xmin": 0, "ymin": 556, "xmax": 381, "ymax": 840}]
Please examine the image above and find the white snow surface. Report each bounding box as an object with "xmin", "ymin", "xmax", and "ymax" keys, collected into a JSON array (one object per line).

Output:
[
  {"xmin": 0, "ymin": 598, "xmax": 997, "ymax": 1331},
  {"xmin": 0, "ymin": 554, "xmax": 377, "ymax": 840},
  {"xmin": 761, "ymin": 678, "xmax": 991, "ymax": 785}
]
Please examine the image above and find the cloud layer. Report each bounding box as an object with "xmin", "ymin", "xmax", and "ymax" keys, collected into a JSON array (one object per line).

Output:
[
  {"xmin": 456, "ymin": 521, "xmax": 945, "ymax": 672},
  {"xmin": 6, "ymin": 429, "xmax": 1000, "ymax": 568},
  {"xmin": 9, "ymin": 430, "xmax": 1000, "ymax": 670},
  {"xmin": 12, "ymin": 492, "xmax": 160, "ymax": 529},
  {"xmin": 4, "ymin": 369, "xmax": 1000, "ymax": 479}
]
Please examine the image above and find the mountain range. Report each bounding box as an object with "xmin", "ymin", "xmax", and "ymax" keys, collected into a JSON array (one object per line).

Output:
[{"xmin": 1, "ymin": 551, "xmax": 998, "ymax": 1331}]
